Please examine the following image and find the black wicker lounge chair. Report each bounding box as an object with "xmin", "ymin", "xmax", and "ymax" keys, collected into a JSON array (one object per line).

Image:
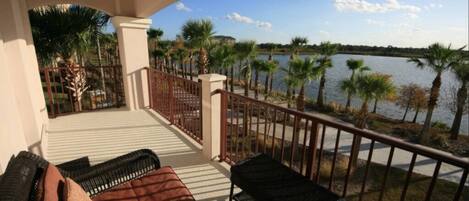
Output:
[{"xmin": 0, "ymin": 149, "xmax": 194, "ymax": 201}]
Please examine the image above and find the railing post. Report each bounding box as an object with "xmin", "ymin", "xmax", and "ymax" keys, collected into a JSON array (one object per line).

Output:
[
  {"xmin": 145, "ymin": 67, "xmax": 153, "ymax": 109},
  {"xmin": 43, "ymin": 68, "xmax": 55, "ymax": 118},
  {"xmin": 306, "ymin": 121, "xmax": 320, "ymax": 180},
  {"xmin": 220, "ymin": 90, "xmax": 227, "ymax": 162},
  {"xmin": 199, "ymin": 74, "xmax": 227, "ymax": 160}
]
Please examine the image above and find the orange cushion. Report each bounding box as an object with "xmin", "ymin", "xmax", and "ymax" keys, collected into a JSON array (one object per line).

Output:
[
  {"xmin": 43, "ymin": 164, "xmax": 66, "ymax": 201},
  {"xmin": 92, "ymin": 166, "xmax": 194, "ymax": 201},
  {"xmin": 63, "ymin": 178, "xmax": 92, "ymax": 201}
]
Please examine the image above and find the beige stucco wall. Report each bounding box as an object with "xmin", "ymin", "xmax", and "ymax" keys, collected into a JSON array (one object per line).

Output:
[
  {"xmin": 0, "ymin": 0, "xmax": 48, "ymax": 172},
  {"xmin": 0, "ymin": 32, "xmax": 29, "ymax": 172}
]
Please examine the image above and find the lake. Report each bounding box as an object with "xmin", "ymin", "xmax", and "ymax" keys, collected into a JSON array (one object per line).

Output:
[{"xmin": 254, "ymin": 54, "xmax": 468, "ymax": 134}]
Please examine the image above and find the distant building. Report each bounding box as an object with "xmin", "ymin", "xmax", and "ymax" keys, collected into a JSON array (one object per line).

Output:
[{"xmin": 212, "ymin": 35, "xmax": 236, "ymax": 44}]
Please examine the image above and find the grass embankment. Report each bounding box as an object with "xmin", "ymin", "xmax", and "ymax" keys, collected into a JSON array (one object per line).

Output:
[{"xmin": 226, "ymin": 131, "xmax": 469, "ymax": 201}]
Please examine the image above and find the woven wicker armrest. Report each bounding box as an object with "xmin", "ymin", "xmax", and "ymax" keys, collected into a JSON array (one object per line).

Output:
[{"xmin": 70, "ymin": 149, "xmax": 161, "ymax": 196}]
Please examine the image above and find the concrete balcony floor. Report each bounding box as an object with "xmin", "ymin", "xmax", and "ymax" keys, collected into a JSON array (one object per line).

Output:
[{"xmin": 46, "ymin": 108, "xmax": 237, "ymax": 201}]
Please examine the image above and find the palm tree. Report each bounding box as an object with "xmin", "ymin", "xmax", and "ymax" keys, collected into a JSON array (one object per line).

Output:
[
  {"xmin": 287, "ymin": 56, "xmax": 319, "ymax": 111},
  {"xmin": 351, "ymin": 73, "xmax": 394, "ymax": 168},
  {"xmin": 252, "ymin": 60, "xmax": 268, "ymax": 99},
  {"xmin": 157, "ymin": 41, "xmax": 172, "ymax": 72},
  {"xmin": 147, "ymin": 28, "xmax": 164, "ymax": 67},
  {"xmin": 261, "ymin": 60, "xmax": 279, "ymax": 98},
  {"xmin": 371, "ymin": 74, "xmax": 396, "ymax": 113},
  {"xmin": 151, "ymin": 49, "xmax": 165, "ymax": 71},
  {"xmin": 209, "ymin": 44, "xmax": 236, "ymax": 90},
  {"xmin": 174, "ymin": 48, "xmax": 188, "ymax": 78},
  {"xmin": 181, "ymin": 19, "xmax": 215, "ymax": 75},
  {"xmin": 29, "ymin": 5, "xmax": 109, "ymax": 112},
  {"xmin": 316, "ymin": 41, "xmax": 338, "ymax": 107},
  {"xmin": 264, "ymin": 43, "xmax": 278, "ymax": 61},
  {"xmin": 235, "ymin": 41, "xmax": 257, "ymax": 96},
  {"xmin": 290, "ymin": 37, "xmax": 308, "ymax": 58},
  {"xmin": 344, "ymin": 59, "xmax": 370, "ymax": 110},
  {"xmin": 408, "ymin": 43, "xmax": 464, "ymax": 143},
  {"xmin": 286, "ymin": 37, "xmax": 308, "ymax": 108},
  {"xmin": 101, "ymin": 33, "xmax": 118, "ymax": 65},
  {"xmin": 449, "ymin": 61, "xmax": 469, "ymax": 139},
  {"xmin": 30, "ymin": 5, "xmax": 109, "ymax": 65}
]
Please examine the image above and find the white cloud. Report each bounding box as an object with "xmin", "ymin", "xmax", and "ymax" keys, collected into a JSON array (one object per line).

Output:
[
  {"xmin": 406, "ymin": 13, "xmax": 419, "ymax": 19},
  {"xmin": 226, "ymin": 12, "xmax": 254, "ymax": 24},
  {"xmin": 175, "ymin": 1, "xmax": 191, "ymax": 12},
  {"xmin": 226, "ymin": 12, "xmax": 272, "ymax": 31},
  {"xmin": 366, "ymin": 19, "xmax": 385, "ymax": 26},
  {"xmin": 334, "ymin": 0, "xmax": 421, "ymax": 15},
  {"xmin": 256, "ymin": 21, "xmax": 272, "ymax": 30}
]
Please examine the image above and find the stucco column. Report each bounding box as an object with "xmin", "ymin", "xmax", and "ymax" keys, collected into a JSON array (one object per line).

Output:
[
  {"xmin": 199, "ymin": 74, "xmax": 227, "ymax": 160},
  {"xmin": 0, "ymin": 0, "xmax": 49, "ymax": 168},
  {"xmin": 112, "ymin": 16, "xmax": 151, "ymax": 110}
]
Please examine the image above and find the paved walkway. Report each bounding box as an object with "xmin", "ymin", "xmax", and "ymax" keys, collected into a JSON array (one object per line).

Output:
[{"xmin": 47, "ymin": 109, "xmax": 239, "ymax": 201}]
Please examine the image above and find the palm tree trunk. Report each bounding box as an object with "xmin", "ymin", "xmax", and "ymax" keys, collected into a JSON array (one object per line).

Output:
[
  {"xmin": 401, "ymin": 102, "xmax": 410, "ymax": 122},
  {"xmin": 286, "ymin": 88, "xmax": 292, "ymax": 108},
  {"xmin": 180, "ymin": 58, "xmax": 185, "ymax": 78},
  {"xmin": 153, "ymin": 40, "xmax": 159, "ymax": 68},
  {"xmin": 356, "ymin": 99, "xmax": 369, "ymax": 129},
  {"xmin": 269, "ymin": 73, "xmax": 274, "ymax": 93},
  {"xmin": 244, "ymin": 77, "xmax": 250, "ymax": 96},
  {"xmin": 450, "ymin": 82, "xmax": 467, "ymax": 139},
  {"xmin": 230, "ymin": 65, "xmax": 235, "ymax": 92},
  {"xmin": 297, "ymin": 84, "xmax": 305, "ymax": 112},
  {"xmin": 292, "ymin": 84, "xmax": 305, "ymax": 157},
  {"xmin": 254, "ymin": 69, "xmax": 259, "ymax": 99},
  {"xmin": 372, "ymin": 98, "xmax": 378, "ymax": 113},
  {"xmin": 287, "ymin": 55, "xmax": 293, "ymax": 108},
  {"xmin": 351, "ymin": 99, "xmax": 368, "ymax": 168},
  {"xmin": 189, "ymin": 51, "xmax": 193, "ymax": 81},
  {"xmin": 412, "ymin": 106, "xmax": 420, "ymax": 123},
  {"xmin": 317, "ymin": 71, "xmax": 326, "ymax": 107},
  {"xmin": 198, "ymin": 48, "xmax": 208, "ymax": 74},
  {"xmin": 224, "ymin": 70, "xmax": 229, "ymax": 91},
  {"xmin": 421, "ymin": 73, "xmax": 442, "ymax": 143},
  {"xmin": 264, "ymin": 74, "xmax": 269, "ymax": 96},
  {"xmin": 345, "ymin": 71, "xmax": 355, "ymax": 111},
  {"xmin": 96, "ymin": 36, "xmax": 107, "ymax": 100},
  {"xmin": 237, "ymin": 60, "xmax": 242, "ymax": 83},
  {"xmin": 345, "ymin": 92, "xmax": 352, "ymax": 111}
]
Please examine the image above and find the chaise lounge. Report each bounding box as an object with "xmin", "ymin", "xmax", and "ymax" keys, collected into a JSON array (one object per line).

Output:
[{"xmin": 0, "ymin": 149, "xmax": 194, "ymax": 201}]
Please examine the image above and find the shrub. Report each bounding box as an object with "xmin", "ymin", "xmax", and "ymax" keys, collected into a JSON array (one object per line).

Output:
[
  {"xmin": 431, "ymin": 121, "xmax": 449, "ymax": 130},
  {"xmin": 430, "ymin": 134, "xmax": 449, "ymax": 148}
]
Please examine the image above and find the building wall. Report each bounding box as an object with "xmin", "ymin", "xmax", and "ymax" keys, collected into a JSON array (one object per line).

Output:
[
  {"xmin": 0, "ymin": 0, "xmax": 48, "ymax": 172},
  {"xmin": 0, "ymin": 33, "xmax": 29, "ymax": 172}
]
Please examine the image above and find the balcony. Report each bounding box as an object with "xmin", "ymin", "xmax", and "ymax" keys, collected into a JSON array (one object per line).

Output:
[{"xmin": 47, "ymin": 108, "xmax": 237, "ymax": 200}]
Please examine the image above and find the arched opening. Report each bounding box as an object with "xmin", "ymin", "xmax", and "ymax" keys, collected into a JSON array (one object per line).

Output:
[{"xmin": 28, "ymin": 4, "xmax": 125, "ymax": 117}]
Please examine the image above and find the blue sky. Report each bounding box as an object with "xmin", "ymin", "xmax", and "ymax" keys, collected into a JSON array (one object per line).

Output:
[{"xmin": 144, "ymin": 0, "xmax": 468, "ymax": 48}]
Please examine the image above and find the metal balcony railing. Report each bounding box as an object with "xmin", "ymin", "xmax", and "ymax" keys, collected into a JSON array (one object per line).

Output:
[{"xmin": 217, "ymin": 89, "xmax": 469, "ymax": 201}]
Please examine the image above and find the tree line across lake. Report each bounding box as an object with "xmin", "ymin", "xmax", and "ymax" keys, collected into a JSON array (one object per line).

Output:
[{"xmin": 29, "ymin": 5, "xmax": 468, "ymax": 148}]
